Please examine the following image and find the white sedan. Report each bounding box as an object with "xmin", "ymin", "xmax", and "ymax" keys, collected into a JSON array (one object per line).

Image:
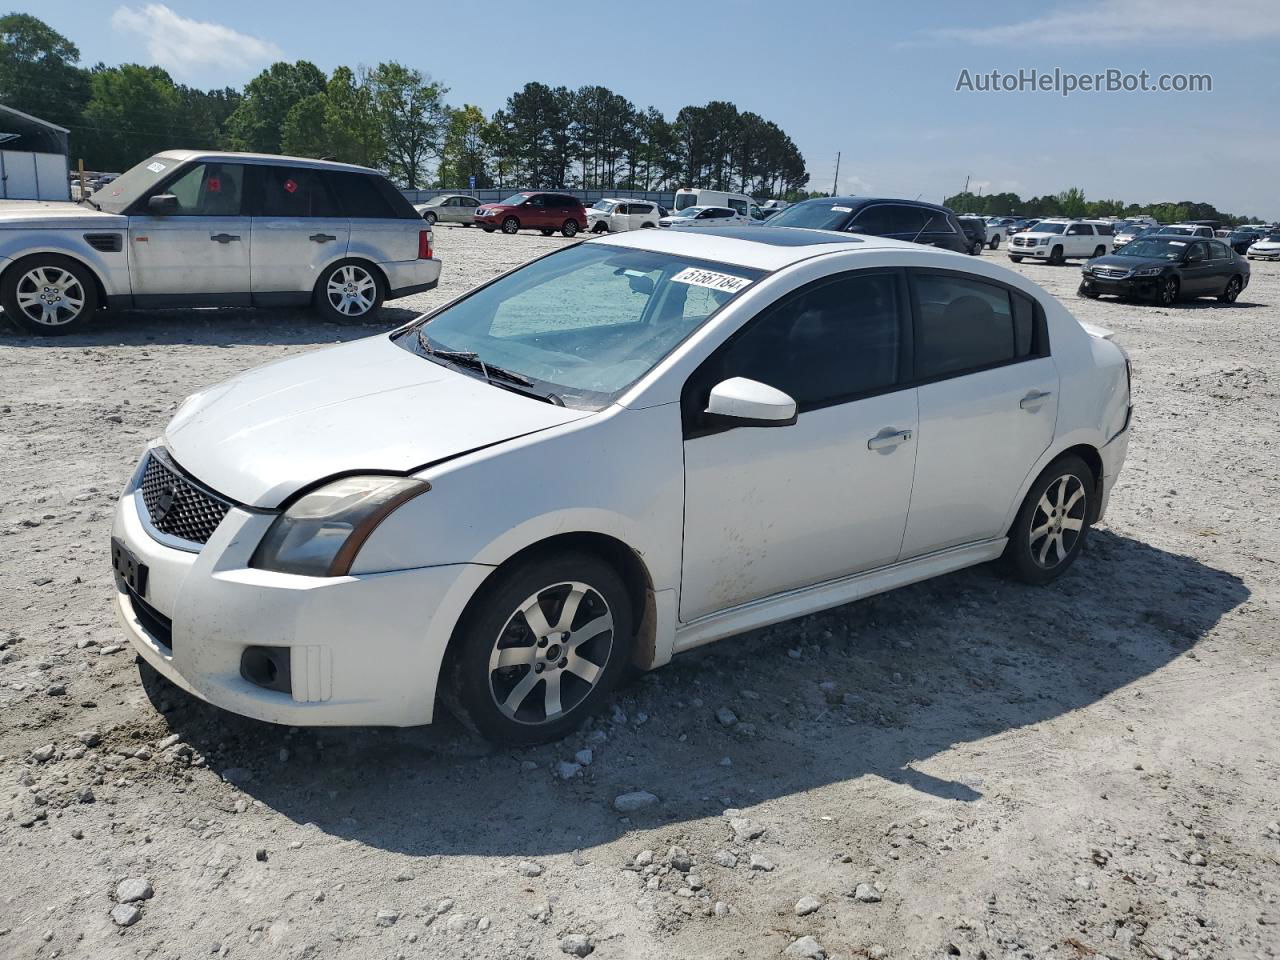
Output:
[
  {"xmin": 658, "ymin": 206, "xmax": 749, "ymax": 229},
  {"xmin": 111, "ymin": 227, "xmax": 1132, "ymax": 743}
]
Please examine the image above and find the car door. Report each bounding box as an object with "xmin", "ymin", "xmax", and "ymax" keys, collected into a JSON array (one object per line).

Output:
[
  {"xmin": 680, "ymin": 269, "xmax": 918, "ymax": 621},
  {"xmin": 329, "ymin": 171, "xmax": 420, "ymax": 265},
  {"xmin": 630, "ymin": 203, "xmax": 655, "ymax": 229},
  {"xmin": 127, "ymin": 160, "xmax": 250, "ymax": 301},
  {"xmin": 611, "ymin": 203, "xmax": 631, "ymax": 232},
  {"xmin": 249, "ymin": 165, "xmax": 349, "ymax": 300},
  {"xmin": 899, "ymin": 269, "xmax": 1058, "ymax": 558},
  {"xmin": 1179, "ymin": 241, "xmax": 1217, "ymax": 294},
  {"xmin": 1065, "ymin": 222, "xmax": 1093, "ymax": 257},
  {"xmin": 457, "ymin": 196, "xmax": 480, "ymax": 223},
  {"xmin": 1204, "ymin": 241, "xmax": 1233, "ymax": 293}
]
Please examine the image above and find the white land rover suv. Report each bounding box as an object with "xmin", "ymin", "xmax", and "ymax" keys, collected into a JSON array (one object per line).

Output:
[
  {"xmin": 1008, "ymin": 219, "xmax": 1113, "ymax": 265},
  {"xmin": 0, "ymin": 151, "xmax": 441, "ymax": 335}
]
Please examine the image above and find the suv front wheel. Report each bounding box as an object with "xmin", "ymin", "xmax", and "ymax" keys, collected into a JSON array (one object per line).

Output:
[
  {"xmin": 1, "ymin": 254, "xmax": 98, "ymax": 336},
  {"xmin": 314, "ymin": 260, "xmax": 384, "ymax": 323}
]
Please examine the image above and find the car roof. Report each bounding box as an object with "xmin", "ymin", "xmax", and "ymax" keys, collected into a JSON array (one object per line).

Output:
[
  {"xmin": 153, "ymin": 149, "xmax": 379, "ymax": 175},
  {"xmin": 812, "ymin": 195, "xmax": 951, "ymax": 214},
  {"xmin": 591, "ymin": 225, "xmax": 944, "ymax": 271}
]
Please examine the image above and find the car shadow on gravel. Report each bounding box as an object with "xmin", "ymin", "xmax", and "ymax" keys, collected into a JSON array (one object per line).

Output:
[
  {"xmin": 0, "ymin": 304, "xmax": 423, "ymax": 346},
  {"xmin": 138, "ymin": 528, "xmax": 1247, "ymax": 858}
]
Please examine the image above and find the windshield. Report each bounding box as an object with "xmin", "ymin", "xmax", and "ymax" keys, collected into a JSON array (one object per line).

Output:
[
  {"xmin": 398, "ymin": 243, "xmax": 764, "ymax": 409},
  {"xmin": 88, "ymin": 153, "xmax": 180, "ymax": 213},
  {"xmin": 1032, "ymin": 222, "xmax": 1067, "ymax": 234},
  {"xmin": 1159, "ymin": 226, "xmax": 1194, "ymax": 235},
  {"xmin": 591, "ymin": 200, "xmax": 616, "ymax": 212},
  {"xmin": 498, "ymin": 193, "xmax": 531, "ymax": 206},
  {"xmin": 1115, "ymin": 237, "xmax": 1188, "ymax": 259},
  {"xmin": 674, "ymin": 193, "xmax": 698, "ymax": 210},
  {"xmin": 673, "ymin": 206, "xmax": 706, "ymax": 218},
  {"xmin": 765, "ymin": 199, "xmax": 855, "ymax": 230}
]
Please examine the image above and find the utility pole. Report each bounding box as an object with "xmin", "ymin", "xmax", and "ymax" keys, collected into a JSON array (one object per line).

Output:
[
  {"xmin": 832, "ymin": 152, "xmax": 841, "ymax": 197},
  {"xmin": 963, "ymin": 174, "xmax": 970, "ymax": 196}
]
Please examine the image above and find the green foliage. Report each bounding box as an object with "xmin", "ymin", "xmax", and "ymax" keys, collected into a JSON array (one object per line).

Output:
[
  {"xmin": 225, "ymin": 60, "xmax": 326, "ymax": 154},
  {"xmin": 0, "ymin": 12, "xmax": 88, "ymax": 128},
  {"xmin": 370, "ymin": 61, "xmax": 448, "ymax": 189},
  {"xmin": 943, "ymin": 189, "xmax": 1257, "ymax": 226},
  {"xmin": 438, "ymin": 104, "xmax": 494, "ymax": 188},
  {"xmin": 80, "ymin": 64, "xmax": 182, "ymax": 171}
]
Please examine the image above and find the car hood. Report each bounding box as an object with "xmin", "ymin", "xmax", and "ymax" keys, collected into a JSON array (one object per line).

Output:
[
  {"xmin": 0, "ymin": 199, "xmax": 126, "ymax": 230},
  {"xmin": 1251, "ymin": 239, "xmax": 1280, "ymax": 249},
  {"xmin": 1088, "ymin": 254, "xmax": 1175, "ymax": 271},
  {"xmin": 163, "ymin": 335, "xmax": 592, "ymax": 508}
]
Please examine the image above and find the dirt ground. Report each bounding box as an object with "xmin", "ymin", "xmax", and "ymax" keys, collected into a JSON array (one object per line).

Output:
[{"xmin": 1, "ymin": 226, "xmax": 1277, "ymax": 960}]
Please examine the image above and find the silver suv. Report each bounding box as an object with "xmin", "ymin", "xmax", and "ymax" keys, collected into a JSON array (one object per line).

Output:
[{"xmin": 0, "ymin": 151, "xmax": 441, "ymax": 335}]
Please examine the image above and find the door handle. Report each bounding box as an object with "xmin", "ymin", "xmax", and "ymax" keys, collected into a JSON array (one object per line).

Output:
[
  {"xmin": 309, "ymin": 233, "xmax": 337, "ymax": 243},
  {"xmin": 867, "ymin": 428, "xmax": 913, "ymax": 451},
  {"xmin": 1019, "ymin": 390, "xmax": 1053, "ymax": 410},
  {"xmin": 210, "ymin": 233, "xmax": 240, "ymax": 243}
]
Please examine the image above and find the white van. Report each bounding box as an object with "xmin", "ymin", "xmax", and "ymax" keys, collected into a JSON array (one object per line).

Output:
[{"xmin": 673, "ymin": 188, "xmax": 767, "ymax": 222}]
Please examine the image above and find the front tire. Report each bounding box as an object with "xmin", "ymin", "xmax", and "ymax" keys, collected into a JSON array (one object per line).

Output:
[
  {"xmin": 1157, "ymin": 275, "xmax": 1180, "ymax": 306},
  {"xmin": 1077, "ymin": 283, "xmax": 1099, "ymax": 299},
  {"xmin": 1218, "ymin": 275, "xmax": 1243, "ymax": 303},
  {"xmin": 592, "ymin": 222, "xmax": 609, "ymax": 234},
  {"xmin": 314, "ymin": 260, "xmax": 384, "ymax": 323},
  {"xmin": 445, "ymin": 552, "xmax": 634, "ymax": 745},
  {"xmin": 1009, "ymin": 255, "xmax": 1023, "ymax": 263},
  {"xmin": 1049, "ymin": 245, "xmax": 1065, "ymax": 265},
  {"xmin": 969, "ymin": 240, "xmax": 983, "ymax": 256},
  {"xmin": 1, "ymin": 254, "xmax": 98, "ymax": 335},
  {"xmin": 501, "ymin": 217, "xmax": 520, "ymax": 235},
  {"xmin": 1002, "ymin": 455, "xmax": 1094, "ymax": 585},
  {"xmin": 562, "ymin": 219, "xmax": 580, "ymax": 237}
]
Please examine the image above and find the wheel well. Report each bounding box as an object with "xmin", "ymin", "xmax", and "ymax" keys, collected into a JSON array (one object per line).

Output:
[
  {"xmin": 313, "ymin": 257, "xmax": 387, "ymax": 298},
  {"xmin": 1053, "ymin": 444, "xmax": 1104, "ymax": 523},
  {"xmin": 1, "ymin": 252, "xmax": 107, "ymax": 309},
  {"xmin": 445, "ymin": 532, "xmax": 657, "ymax": 674}
]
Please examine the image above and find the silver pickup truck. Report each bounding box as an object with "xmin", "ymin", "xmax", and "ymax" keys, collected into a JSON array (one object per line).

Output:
[{"xmin": 0, "ymin": 150, "xmax": 441, "ymax": 335}]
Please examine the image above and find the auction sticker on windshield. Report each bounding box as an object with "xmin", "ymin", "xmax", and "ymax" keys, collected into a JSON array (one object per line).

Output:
[
  {"xmin": 671, "ymin": 267, "xmax": 753, "ymax": 293},
  {"xmin": 146, "ymin": 161, "xmax": 167, "ymax": 173}
]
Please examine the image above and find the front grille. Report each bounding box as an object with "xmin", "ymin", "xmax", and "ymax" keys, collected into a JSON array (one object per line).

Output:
[
  {"xmin": 126, "ymin": 586, "xmax": 173, "ymax": 649},
  {"xmin": 140, "ymin": 451, "xmax": 233, "ymax": 546},
  {"xmin": 1092, "ymin": 267, "xmax": 1130, "ymax": 279}
]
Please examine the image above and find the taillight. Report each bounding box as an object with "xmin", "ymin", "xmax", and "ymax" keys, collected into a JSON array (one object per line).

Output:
[{"xmin": 418, "ymin": 230, "xmax": 432, "ymax": 259}]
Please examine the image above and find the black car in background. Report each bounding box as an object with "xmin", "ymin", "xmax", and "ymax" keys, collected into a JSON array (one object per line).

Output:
[
  {"xmin": 1226, "ymin": 228, "xmax": 1265, "ymax": 254},
  {"xmin": 956, "ymin": 216, "xmax": 988, "ymax": 255},
  {"xmin": 1079, "ymin": 235, "xmax": 1249, "ymax": 306},
  {"xmin": 765, "ymin": 197, "xmax": 970, "ymax": 253}
]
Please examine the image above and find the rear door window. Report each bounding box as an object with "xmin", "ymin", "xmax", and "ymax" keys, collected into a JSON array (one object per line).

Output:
[
  {"xmin": 911, "ymin": 272, "xmax": 1044, "ymax": 380},
  {"xmin": 726, "ymin": 198, "xmax": 748, "ymax": 215},
  {"xmin": 259, "ymin": 166, "xmax": 340, "ymax": 218}
]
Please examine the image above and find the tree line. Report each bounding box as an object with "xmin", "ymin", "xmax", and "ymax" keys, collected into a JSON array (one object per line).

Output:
[
  {"xmin": 944, "ymin": 187, "xmax": 1263, "ymax": 229},
  {"xmin": 0, "ymin": 12, "xmax": 809, "ymax": 197}
]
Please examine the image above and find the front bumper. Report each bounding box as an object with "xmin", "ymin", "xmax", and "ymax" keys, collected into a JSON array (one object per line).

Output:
[
  {"xmin": 111, "ymin": 480, "xmax": 491, "ymax": 727},
  {"xmin": 1080, "ymin": 273, "xmax": 1161, "ymax": 298},
  {"xmin": 1248, "ymin": 250, "xmax": 1280, "ymax": 260},
  {"xmin": 1009, "ymin": 245, "xmax": 1049, "ymax": 257}
]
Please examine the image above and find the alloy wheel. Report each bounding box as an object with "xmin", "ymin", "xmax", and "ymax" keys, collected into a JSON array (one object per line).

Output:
[
  {"xmin": 1159, "ymin": 276, "xmax": 1179, "ymax": 306},
  {"xmin": 15, "ymin": 266, "xmax": 86, "ymax": 327},
  {"xmin": 325, "ymin": 264, "xmax": 377, "ymax": 317},
  {"xmin": 1223, "ymin": 277, "xmax": 1242, "ymax": 302},
  {"xmin": 488, "ymin": 581, "xmax": 614, "ymax": 726},
  {"xmin": 1028, "ymin": 474, "xmax": 1087, "ymax": 569},
  {"xmin": 502, "ymin": 217, "xmax": 519, "ymax": 234}
]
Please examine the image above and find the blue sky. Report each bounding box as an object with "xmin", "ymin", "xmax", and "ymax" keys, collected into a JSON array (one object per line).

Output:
[{"xmin": 32, "ymin": 0, "xmax": 1280, "ymax": 218}]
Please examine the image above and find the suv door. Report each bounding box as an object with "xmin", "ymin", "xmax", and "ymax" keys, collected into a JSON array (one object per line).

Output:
[
  {"xmin": 329, "ymin": 171, "xmax": 420, "ymax": 264},
  {"xmin": 127, "ymin": 160, "xmax": 250, "ymax": 301},
  {"xmin": 680, "ymin": 269, "xmax": 917, "ymax": 620},
  {"xmin": 249, "ymin": 165, "xmax": 349, "ymax": 300},
  {"xmin": 1065, "ymin": 222, "xmax": 1094, "ymax": 257},
  {"xmin": 899, "ymin": 270, "xmax": 1058, "ymax": 558},
  {"xmin": 611, "ymin": 202, "xmax": 631, "ymax": 232}
]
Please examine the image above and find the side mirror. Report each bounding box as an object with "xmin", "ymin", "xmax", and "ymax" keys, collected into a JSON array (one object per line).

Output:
[
  {"xmin": 704, "ymin": 377, "xmax": 797, "ymax": 428},
  {"xmin": 148, "ymin": 194, "xmax": 178, "ymax": 214}
]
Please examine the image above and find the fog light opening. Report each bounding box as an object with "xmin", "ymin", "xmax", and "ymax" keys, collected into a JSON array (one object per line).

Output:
[{"xmin": 240, "ymin": 646, "xmax": 292, "ymax": 695}]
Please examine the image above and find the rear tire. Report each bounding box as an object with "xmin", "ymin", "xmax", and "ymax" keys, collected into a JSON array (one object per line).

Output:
[
  {"xmin": 540, "ymin": 228, "xmax": 554, "ymax": 236},
  {"xmin": 444, "ymin": 551, "xmax": 634, "ymax": 745},
  {"xmin": 1, "ymin": 254, "xmax": 98, "ymax": 336},
  {"xmin": 1218, "ymin": 275, "xmax": 1243, "ymax": 303},
  {"xmin": 423, "ymin": 211, "xmax": 437, "ymax": 225},
  {"xmin": 989, "ymin": 236, "xmax": 1001, "ymax": 250},
  {"xmin": 482, "ymin": 227, "xmax": 495, "ymax": 233},
  {"xmin": 313, "ymin": 260, "xmax": 384, "ymax": 323},
  {"xmin": 1092, "ymin": 245, "xmax": 1106, "ymax": 259},
  {"xmin": 1002, "ymin": 454, "xmax": 1094, "ymax": 585},
  {"xmin": 969, "ymin": 240, "xmax": 983, "ymax": 256}
]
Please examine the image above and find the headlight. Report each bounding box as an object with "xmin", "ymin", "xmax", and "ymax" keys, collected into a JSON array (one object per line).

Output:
[
  {"xmin": 1133, "ymin": 267, "xmax": 1162, "ymax": 277},
  {"xmin": 1038, "ymin": 237, "xmax": 1050, "ymax": 245},
  {"xmin": 251, "ymin": 475, "xmax": 430, "ymax": 577}
]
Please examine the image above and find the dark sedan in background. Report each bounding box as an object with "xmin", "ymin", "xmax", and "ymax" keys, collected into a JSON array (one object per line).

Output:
[
  {"xmin": 765, "ymin": 196, "xmax": 971, "ymax": 253},
  {"xmin": 1078, "ymin": 235, "xmax": 1249, "ymax": 306}
]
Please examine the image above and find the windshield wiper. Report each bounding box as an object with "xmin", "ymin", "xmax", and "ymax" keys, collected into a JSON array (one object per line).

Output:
[{"xmin": 415, "ymin": 328, "xmax": 543, "ymax": 392}]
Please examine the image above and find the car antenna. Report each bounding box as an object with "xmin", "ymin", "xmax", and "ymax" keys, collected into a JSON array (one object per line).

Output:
[{"xmin": 911, "ymin": 215, "xmax": 938, "ymax": 245}]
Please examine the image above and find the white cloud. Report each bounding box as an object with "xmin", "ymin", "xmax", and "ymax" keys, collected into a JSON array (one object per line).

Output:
[
  {"xmin": 930, "ymin": 0, "xmax": 1280, "ymax": 47},
  {"xmin": 112, "ymin": 4, "xmax": 283, "ymax": 79}
]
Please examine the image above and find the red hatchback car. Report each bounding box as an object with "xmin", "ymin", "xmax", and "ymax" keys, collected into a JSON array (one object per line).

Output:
[{"xmin": 475, "ymin": 192, "xmax": 588, "ymax": 237}]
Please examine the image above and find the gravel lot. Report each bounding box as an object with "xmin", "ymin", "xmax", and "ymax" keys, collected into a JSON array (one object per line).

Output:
[{"xmin": 2, "ymin": 225, "xmax": 1278, "ymax": 960}]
